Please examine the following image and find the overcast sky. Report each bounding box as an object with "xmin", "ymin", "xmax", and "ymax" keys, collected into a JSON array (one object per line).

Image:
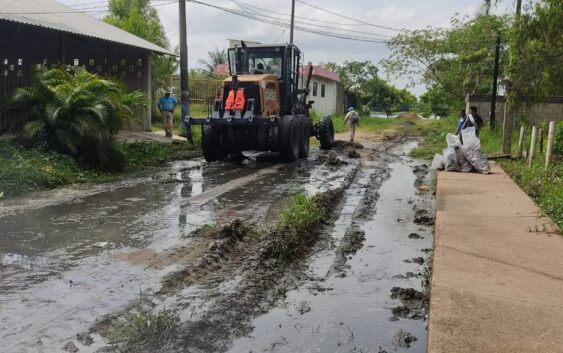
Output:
[{"xmin": 59, "ymin": 0, "xmax": 515, "ymax": 95}]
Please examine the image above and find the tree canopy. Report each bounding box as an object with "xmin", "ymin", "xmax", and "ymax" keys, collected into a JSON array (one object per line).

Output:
[
  {"xmin": 507, "ymin": 0, "xmax": 563, "ymax": 102},
  {"xmin": 104, "ymin": 0, "xmax": 178, "ymax": 94},
  {"xmin": 198, "ymin": 48, "xmax": 228, "ymax": 78},
  {"xmin": 323, "ymin": 61, "xmax": 416, "ymax": 116},
  {"xmin": 383, "ymin": 14, "xmax": 508, "ymax": 104}
]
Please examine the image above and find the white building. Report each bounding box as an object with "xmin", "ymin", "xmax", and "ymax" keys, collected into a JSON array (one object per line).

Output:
[{"xmin": 302, "ymin": 66, "xmax": 346, "ymax": 116}]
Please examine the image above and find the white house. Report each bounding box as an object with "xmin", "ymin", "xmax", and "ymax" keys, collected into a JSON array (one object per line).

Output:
[{"xmin": 302, "ymin": 66, "xmax": 345, "ymax": 116}]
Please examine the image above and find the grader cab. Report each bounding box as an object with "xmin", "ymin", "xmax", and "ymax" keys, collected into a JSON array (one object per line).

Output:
[{"xmin": 188, "ymin": 42, "xmax": 335, "ymax": 162}]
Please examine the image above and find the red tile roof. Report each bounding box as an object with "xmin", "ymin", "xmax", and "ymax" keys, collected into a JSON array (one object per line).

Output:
[
  {"xmin": 213, "ymin": 64, "xmax": 340, "ymax": 82},
  {"xmin": 302, "ymin": 65, "xmax": 341, "ymax": 82}
]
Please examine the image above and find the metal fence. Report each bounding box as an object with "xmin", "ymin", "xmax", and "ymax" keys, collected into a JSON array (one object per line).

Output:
[{"xmin": 169, "ymin": 77, "xmax": 223, "ymax": 117}]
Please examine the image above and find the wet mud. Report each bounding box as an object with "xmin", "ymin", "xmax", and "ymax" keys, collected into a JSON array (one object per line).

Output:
[{"xmin": 0, "ymin": 137, "xmax": 436, "ymax": 353}]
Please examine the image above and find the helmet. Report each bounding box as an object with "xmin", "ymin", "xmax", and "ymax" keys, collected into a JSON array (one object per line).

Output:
[{"xmin": 348, "ymin": 107, "xmax": 355, "ymax": 112}]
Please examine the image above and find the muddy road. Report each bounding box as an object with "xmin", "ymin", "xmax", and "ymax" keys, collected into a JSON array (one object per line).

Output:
[{"xmin": 0, "ymin": 136, "xmax": 434, "ymax": 353}]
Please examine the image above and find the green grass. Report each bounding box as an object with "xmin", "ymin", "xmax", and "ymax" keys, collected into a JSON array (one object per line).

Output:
[
  {"xmin": 312, "ymin": 110, "xmax": 431, "ymax": 136},
  {"xmin": 0, "ymin": 140, "xmax": 201, "ymax": 198},
  {"xmin": 278, "ymin": 194, "xmax": 323, "ymax": 233},
  {"xmin": 109, "ymin": 308, "xmax": 178, "ymax": 350},
  {"xmin": 0, "ymin": 141, "xmax": 105, "ymax": 198},
  {"xmin": 409, "ymin": 117, "xmax": 562, "ymax": 229},
  {"xmin": 499, "ymin": 158, "xmax": 562, "ymax": 229}
]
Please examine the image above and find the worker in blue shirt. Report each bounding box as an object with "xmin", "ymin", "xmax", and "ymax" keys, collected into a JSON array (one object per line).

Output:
[{"xmin": 158, "ymin": 89, "xmax": 178, "ymax": 138}]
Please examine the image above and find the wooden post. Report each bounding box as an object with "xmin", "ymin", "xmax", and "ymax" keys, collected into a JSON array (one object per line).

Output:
[
  {"xmin": 545, "ymin": 121, "xmax": 556, "ymax": 168},
  {"xmin": 517, "ymin": 126, "xmax": 525, "ymax": 158},
  {"xmin": 538, "ymin": 128, "xmax": 543, "ymax": 154},
  {"xmin": 528, "ymin": 126, "xmax": 537, "ymax": 166}
]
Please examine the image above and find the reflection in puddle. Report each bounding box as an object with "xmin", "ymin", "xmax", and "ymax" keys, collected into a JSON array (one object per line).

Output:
[{"xmin": 189, "ymin": 167, "xmax": 203, "ymax": 196}]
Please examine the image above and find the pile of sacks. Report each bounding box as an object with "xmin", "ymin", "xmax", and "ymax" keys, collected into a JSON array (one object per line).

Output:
[{"xmin": 432, "ymin": 127, "xmax": 491, "ymax": 174}]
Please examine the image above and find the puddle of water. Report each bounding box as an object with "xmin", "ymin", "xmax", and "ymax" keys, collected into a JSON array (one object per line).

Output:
[
  {"xmin": 0, "ymin": 149, "xmax": 363, "ymax": 352},
  {"xmin": 227, "ymin": 142, "xmax": 434, "ymax": 353}
]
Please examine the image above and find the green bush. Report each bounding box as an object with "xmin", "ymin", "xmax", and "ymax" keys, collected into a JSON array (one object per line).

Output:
[
  {"xmin": 554, "ymin": 122, "xmax": 563, "ymax": 156},
  {"xmin": 0, "ymin": 140, "xmax": 201, "ymax": 198},
  {"xmin": 12, "ymin": 67, "xmax": 145, "ymax": 171}
]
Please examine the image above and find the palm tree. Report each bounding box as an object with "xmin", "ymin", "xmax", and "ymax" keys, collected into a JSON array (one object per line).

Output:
[
  {"xmin": 198, "ymin": 48, "xmax": 228, "ymax": 77},
  {"xmin": 12, "ymin": 67, "xmax": 144, "ymax": 170}
]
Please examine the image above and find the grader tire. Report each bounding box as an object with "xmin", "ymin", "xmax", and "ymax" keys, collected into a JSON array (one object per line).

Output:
[
  {"xmin": 279, "ymin": 115, "xmax": 300, "ymax": 162},
  {"xmin": 318, "ymin": 116, "xmax": 335, "ymax": 150},
  {"xmin": 202, "ymin": 125, "xmax": 222, "ymax": 162},
  {"xmin": 297, "ymin": 115, "xmax": 310, "ymax": 158}
]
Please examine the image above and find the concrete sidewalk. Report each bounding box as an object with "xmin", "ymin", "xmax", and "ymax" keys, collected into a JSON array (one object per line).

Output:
[
  {"xmin": 116, "ymin": 130, "xmax": 187, "ymax": 144},
  {"xmin": 428, "ymin": 163, "xmax": 563, "ymax": 353}
]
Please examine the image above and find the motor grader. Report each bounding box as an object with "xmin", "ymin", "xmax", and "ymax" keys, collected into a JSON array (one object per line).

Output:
[{"xmin": 187, "ymin": 42, "xmax": 335, "ymax": 162}]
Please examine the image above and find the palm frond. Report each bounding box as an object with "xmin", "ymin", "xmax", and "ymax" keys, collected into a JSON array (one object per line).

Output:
[{"xmin": 22, "ymin": 120, "xmax": 45, "ymax": 138}]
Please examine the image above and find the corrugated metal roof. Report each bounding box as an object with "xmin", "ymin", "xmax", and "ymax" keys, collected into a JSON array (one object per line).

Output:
[{"xmin": 0, "ymin": 0, "xmax": 173, "ymax": 55}]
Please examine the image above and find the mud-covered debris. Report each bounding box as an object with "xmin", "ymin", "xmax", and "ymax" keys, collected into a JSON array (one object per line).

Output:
[
  {"xmin": 390, "ymin": 287, "xmax": 424, "ymax": 301},
  {"xmin": 355, "ymin": 168, "xmax": 388, "ymax": 220},
  {"xmin": 340, "ymin": 227, "xmax": 366, "ymax": 256},
  {"xmin": 346, "ymin": 148, "xmax": 361, "ymax": 159},
  {"xmin": 319, "ymin": 151, "xmax": 350, "ymax": 167},
  {"xmin": 412, "ymin": 164, "xmax": 429, "ymax": 175},
  {"xmin": 333, "ymin": 140, "xmax": 364, "ymax": 149},
  {"xmin": 411, "ymin": 257, "xmax": 424, "ymax": 265},
  {"xmin": 393, "ymin": 272, "xmax": 417, "ymax": 279},
  {"xmin": 391, "ymin": 305, "xmax": 411, "ymax": 318},
  {"xmin": 392, "ymin": 329, "xmax": 418, "ymax": 348},
  {"xmin": 412, "ymin": 164, "xmax": 429, "ymax": 187},
  {"xmin": 413, "ymin": 209, "xmax": 435, "ymax": 226},
  {"xmin": 76, "ymin": 333, "xmax": 94, "ymax": 346},
  {"xmin": 408, "ymin": 232, "xmax": 423, "ymax": 239},
  {"xmin": 63, "ymin": 342, "xmax": 79, "ymax": 353},
  {"xmin": 297, "ymin": 301, "xmax": 311, "ymax": 315},
  {"xmin": 308, "ymin": 282, "xmax": 333, "ymax": 294}
]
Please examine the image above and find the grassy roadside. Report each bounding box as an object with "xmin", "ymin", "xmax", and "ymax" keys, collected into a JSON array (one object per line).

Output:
[
  {"xmin": 0, "ymin": 140, "xmax": 201, "ymax": 199},
  {"xmin": 313, "ymin": 111, "xmax": 433, "ymax": 136},
  {"xmin": 410, "ymin": 117, "xmax": 562, "ymax": 229}
]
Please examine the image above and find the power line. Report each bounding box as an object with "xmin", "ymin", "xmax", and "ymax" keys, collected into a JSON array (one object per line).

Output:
[
  {"xmin": 229, "ymin": 0, "xmax": 393, "ymax": 38},
  {"xmin": 296, "ymin": 0, "xmax": 405, "ymax": 32},
  {"xmin": 230, "ymin": 0, "xmax": 366, "ymax": 27},
  {"xmin": 0, "ymin": 0, "xmax": 176, "ymax": 15},
  {"xmin": 187, "ymin": 0, "xmax": 388, "ymax": 43}
]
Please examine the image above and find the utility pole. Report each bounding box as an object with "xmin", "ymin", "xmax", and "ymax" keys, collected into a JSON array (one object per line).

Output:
[
  {"xmin": 290, "ymin": 0, "xmax": 295, "ymax": 44},
  {"xmin": 179, "ymin": 0, "xmax": 193, "ymax": 144},
  {"xmin": 490, "ymin": 32, "xmax": 501, "ymax": 130},
  {"xmin": 502, "ymin": 0, "xmax": 523, "ymax": 154}
]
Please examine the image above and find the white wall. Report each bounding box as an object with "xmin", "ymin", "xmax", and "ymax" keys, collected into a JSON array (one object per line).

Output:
[{"xmin": 310, "ymin": 77, "xmax": 338, "ymax": 116}]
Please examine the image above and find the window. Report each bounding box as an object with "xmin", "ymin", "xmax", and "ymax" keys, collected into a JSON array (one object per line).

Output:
[
  {"xmin": 312, "ymin": 82, "xmax": 318, "ymax": 97},
  {"xmin": 321, "ymin": 84, "xmax": 326, "ymax": 98}
]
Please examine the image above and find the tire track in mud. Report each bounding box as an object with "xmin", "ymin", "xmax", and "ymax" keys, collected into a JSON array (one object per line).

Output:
[
  {"xmin": 0, "ymin": 149, "xmax": 361, "ymax": 353},
  {"xmin": 86, "ymin": 140, "xmax": 409, "ymax": 353}
]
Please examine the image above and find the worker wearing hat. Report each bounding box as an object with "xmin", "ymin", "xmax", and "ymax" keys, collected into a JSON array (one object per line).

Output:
[
  {"xmin": 344, "ymin": 106, "xmax": 360, "ymax": 142},
  {"xmin": 158, "ymin": 89, "xmax": 178, "ymax": 138}
]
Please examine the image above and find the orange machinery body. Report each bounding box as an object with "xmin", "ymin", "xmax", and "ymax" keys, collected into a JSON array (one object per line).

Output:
[{"xmin": 222, "ymin": 74, "xmax": 280, "ymax": 117}]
